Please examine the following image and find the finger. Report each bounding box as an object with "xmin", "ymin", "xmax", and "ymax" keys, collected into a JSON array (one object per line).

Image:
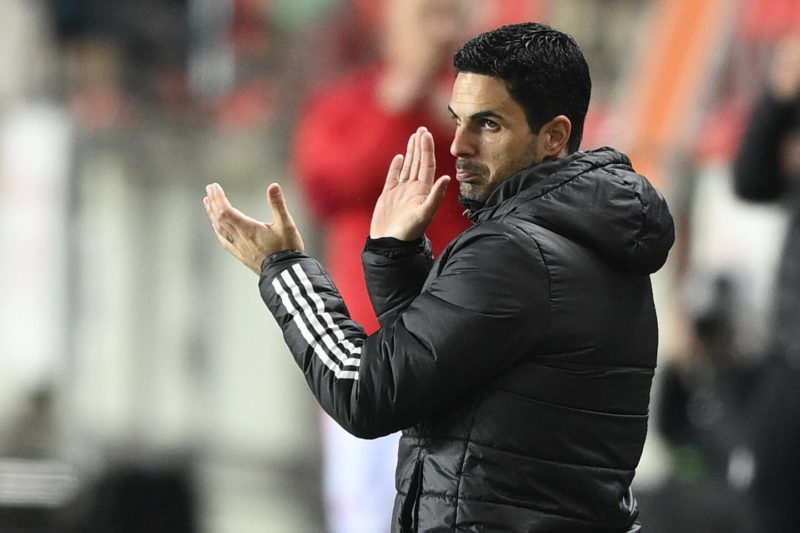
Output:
[
  {"xmin": 204, "ymin": 188, "xmax": 218, "ymax": 217},
  {"xmin": 206, "ymin": 183, "xmax": 232, "ymax": 216},
  {"xmin": 203, "ymin": 196, "xmax": 221, "ymax": 225},
  {"xmin": 419, "ymin": 175, "xmax": 450, "ymax": 217},
  {"xmin": 204, "ymin": 195, "xmax": 225, "ymax": 233},
  {"xmin": 408, "ymin": 127, "xmax": 424, "ymax": 182},
  {"xmin": 383, "ymin": 154, "xmax": 404, "ymax": 191},
  {"xmin": 398, "ymin": 132, "xmax": 416, "ymax": 182},
  {"xmin": 419, "ymin": 130, "xmax": 436, "ymax": 185},
  {"xmin": 208, "ymin": 192, "xmax": 240, "ymax": 228},
  {"xmin": 267, "ymin": 183, "xmax": 296, "ymax": 228},
  {"xmin": 206, "ymin": 189, "xmax": 258, "ymax": 245},
  {"xmin": 206, "ymin": 183, "xmax": 225, "ymax": 205}
]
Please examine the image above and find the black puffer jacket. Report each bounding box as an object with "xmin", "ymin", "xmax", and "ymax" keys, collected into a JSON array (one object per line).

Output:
[{"xmin": 260, "ymin": 147, "xmax": 674, "ymax": 532}]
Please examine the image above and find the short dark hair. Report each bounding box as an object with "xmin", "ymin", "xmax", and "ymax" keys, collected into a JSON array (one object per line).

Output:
[{"xmin": 454, "ymin": 22, "xmax": 591, "ymax": 153}]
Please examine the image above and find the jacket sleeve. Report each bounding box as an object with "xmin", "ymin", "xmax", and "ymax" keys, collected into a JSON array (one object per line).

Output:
[
  {"xmin": 361, "ymin": 236, "xmax": 434, "ymax": 328},
  {"xmin": 733, "ymin": 92, "xmax": 799, "ymax": 201},
  {"xmin": 259, "ymin": 223, "xmax": 548, "ymax": 439}
]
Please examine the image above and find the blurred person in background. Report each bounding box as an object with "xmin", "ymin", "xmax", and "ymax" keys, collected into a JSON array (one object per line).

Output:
[
  {"xmin": 291, "ymin": 0, "xmax": 473, "ymax": 531},
  {"xmin": 204, "ymin": 22, "xmax": 674, "ymax": 531},
  {"xmin": 732, "ymin": 34, "xmax": 800, "ymax": 532}
]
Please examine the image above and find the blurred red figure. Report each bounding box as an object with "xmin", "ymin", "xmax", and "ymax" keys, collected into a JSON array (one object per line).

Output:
[{"xmin": 292, "ymin": 1, "xmax": 475, "ymax": 530}]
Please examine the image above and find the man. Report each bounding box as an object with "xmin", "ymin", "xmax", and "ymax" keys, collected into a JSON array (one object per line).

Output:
[{"xmin": 204, "ymin": 23, "xmax": 674, "ymax": 532}]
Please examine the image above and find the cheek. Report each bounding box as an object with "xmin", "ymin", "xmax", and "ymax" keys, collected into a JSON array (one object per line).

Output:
[
  {"xmin": 498, "ymin": 138, "xmax": 537, "ymax": 171},
  {"xmin": 483, "ymin": 139, "xmax": 503, "ymax": 170},
  {"xmin": 484, "ymin": 135, "xmax": 518, "ymax": 168},
  {"xmin": 482, "ymin": 131, "xmax": 538, "ymax": 183}
]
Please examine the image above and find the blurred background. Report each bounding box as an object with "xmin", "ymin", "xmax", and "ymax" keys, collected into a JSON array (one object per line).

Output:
[{"xmin": 1, "ymin": 0, "xmax": 799, "ymax": 531}]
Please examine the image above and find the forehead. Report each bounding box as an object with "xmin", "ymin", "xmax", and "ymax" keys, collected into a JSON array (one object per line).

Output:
[{"xmin": 449, "ymin": 72, "xmax": 521, "ymax": 115}]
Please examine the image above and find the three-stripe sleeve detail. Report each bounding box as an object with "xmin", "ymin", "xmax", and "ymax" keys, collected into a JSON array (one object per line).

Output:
[{"xmin": 272, "ymin": 263, "xmax": 361, "ymax": 380}]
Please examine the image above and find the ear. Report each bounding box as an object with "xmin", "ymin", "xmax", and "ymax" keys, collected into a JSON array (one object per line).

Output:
[{"xmin": 535, "ymin": 115, "xmax": 572, "ymax": 159}]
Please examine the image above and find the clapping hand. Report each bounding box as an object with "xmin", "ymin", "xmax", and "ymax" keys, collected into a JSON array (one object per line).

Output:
[
  {"xmin": 203, "ymin": 182, "xmax": 304, "ymax": 275},
  {"xmin": 369, "ymin": 127, "xmax": 451, "ymax": 241}
]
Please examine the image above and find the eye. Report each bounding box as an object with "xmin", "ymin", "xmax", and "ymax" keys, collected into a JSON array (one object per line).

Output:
[{"xmin": 480, "ymin": 118, "xmax": 500, "ymax": 131}]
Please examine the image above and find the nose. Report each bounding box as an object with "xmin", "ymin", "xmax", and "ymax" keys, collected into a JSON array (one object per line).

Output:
[{"xmin": 450, "ymin": 125, "xmax": 476, "ymax": 159}]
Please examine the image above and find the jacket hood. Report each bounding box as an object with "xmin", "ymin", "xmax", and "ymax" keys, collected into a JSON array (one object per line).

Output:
[{"xmin": 463, "ymin": 147, "xmax": 674, "ymax": 274}]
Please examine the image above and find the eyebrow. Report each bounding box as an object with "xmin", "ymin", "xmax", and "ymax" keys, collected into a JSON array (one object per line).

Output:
[{"xmin": 447, "ymin": 106, "xmax": 504, "ymax": 122}]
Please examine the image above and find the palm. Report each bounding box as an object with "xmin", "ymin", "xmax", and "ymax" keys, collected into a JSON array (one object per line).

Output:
[{"xmin": 370, "ymin": 127, "xmax": 450, "ymax": 241}]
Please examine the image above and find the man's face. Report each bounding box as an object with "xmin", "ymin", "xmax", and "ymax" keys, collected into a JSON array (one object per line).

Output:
[{"xmin": 448, "ymin": 72, "xmax": 540, "ymax": 202}]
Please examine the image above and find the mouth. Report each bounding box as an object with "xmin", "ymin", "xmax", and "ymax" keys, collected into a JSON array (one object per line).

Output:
[
  {"xmin": 455, "ymin": 160, "xmax": 486, "ymax": 183},
  {"xmin": 455, "ymin": 170, "xmax": 478, "ymax": 183}
]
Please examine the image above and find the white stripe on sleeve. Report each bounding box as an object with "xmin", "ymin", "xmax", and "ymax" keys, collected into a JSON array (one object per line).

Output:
[
  {"xmin": 291, "ymin": 264, "xmax": 362, "ymax": 356},
  {"xmin": 272, "ymin": 266, "xmax": 361, "ymax": 380}
]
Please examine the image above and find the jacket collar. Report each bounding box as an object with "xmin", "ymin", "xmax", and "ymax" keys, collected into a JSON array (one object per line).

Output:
[
  {"xmin": 462, "ymin": 148, "xmax": 620, "ymax": 224},
  {"xmin": 459, "ymin": 147, "xmax": 675, "ymax": 274}
]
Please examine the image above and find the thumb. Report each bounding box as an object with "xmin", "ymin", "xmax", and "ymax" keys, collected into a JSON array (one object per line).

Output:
[
  {"xmin": 267, "ymin": 183, "xmax": 295, "ymax": 227},
  {"xmin": 420, "ymin": 175, "xmax": 450, "ymax": 216}
]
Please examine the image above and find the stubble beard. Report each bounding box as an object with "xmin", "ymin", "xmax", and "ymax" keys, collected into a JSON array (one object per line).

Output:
[
  {"xmin": 455, "ymin": 159, "xmax": 492, "ymax": 202},
  {"xmin": 458, "ymin": 181, "xmax": 491, "ymax": 202}
]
